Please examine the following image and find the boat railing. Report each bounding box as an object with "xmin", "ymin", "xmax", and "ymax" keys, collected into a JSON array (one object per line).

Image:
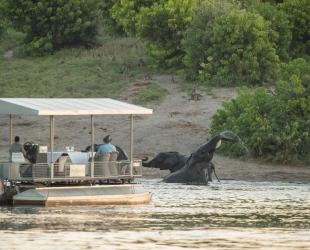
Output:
[{"xmin": 0, "ymin": 160, "xmax": 142, "ymax": 182}]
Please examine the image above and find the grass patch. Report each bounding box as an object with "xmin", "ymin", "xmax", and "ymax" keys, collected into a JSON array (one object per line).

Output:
[
  {"xmin": 133, "ymin": 83, "xmax": 169, "ymax": 105},
  {"xmin": 0, "ymin": 29, "xmax": 24, "ymax": 57},
  {"xmin": 180, "ymin": 82, "xmax": 194, "ymax": 92},
  {"xmin": 0, "ymin": 32, "xmax": 153, "ymax": 99}
]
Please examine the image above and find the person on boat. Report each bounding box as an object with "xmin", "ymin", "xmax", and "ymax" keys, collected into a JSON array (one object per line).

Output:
[
  {"xmin": 9, "ymin": 136, "xmax": 26, "ymax": 161},
  {"xmin": 95, "ymin": 135, "xmax": 116, "ymax": 157}
]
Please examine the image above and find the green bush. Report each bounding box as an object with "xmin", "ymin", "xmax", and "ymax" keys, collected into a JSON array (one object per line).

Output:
[
  {"xmin": 110, "ymin": 0, "xmax": 156, "ymax": 37},
  {"xmin": 280, "ymin": 0, "xmax": 310, "ymax": 57},
  {"xmin": 182, "ymin": 0, "xmax": 233, "ymax": 82},
  {"xmin": 135, "ymin": 0, "xmax": 195, "ymax": 70},
  {"xmin": 0, "ymin": 29, "xmax": 24, "ymax": 57},
  {"xmin": 210, "ymin": 58, "xmax": 310, "ymax": 164},
  {"xmin": 1, "ymin": 0, "xmax": 101, "ymax": 56},
  {"xmin": 0, "ymin": 20, "xmax": 6, "ymax": 39},
  {"xmin": 183, "ymin": 1, "xmax": 279, "ymax": 86},
  {"xmin": 248, "ymin": 2, "xmax": 292, "ymax": 62}
]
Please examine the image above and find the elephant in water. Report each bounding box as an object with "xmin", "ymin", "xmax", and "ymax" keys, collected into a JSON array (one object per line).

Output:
[
  {"xmin": 142, "ymin": 152, "xmax": 220, "ymax": 182},
  {"xmin": 142, "ymin": 152, "xmax": 188, "ymax": 173},
  {"xmin": 163, "ymin": 135, "xmax": 238, "ymax": 184}
]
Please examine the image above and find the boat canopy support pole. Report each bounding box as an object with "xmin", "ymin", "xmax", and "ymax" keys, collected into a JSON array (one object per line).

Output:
[
  {"xmin": 91, "ymin": 115, "xmax": 94, "ymax": 178},
  {"xmin": 50, "ymin": 115, "xmax": 54, "ymax": 179},
  {"xmin": 10, "ymin": 115, "xmax": 13, "ymax": 144},
  {"xmin": 130, "ymin": 114, "xmax": 133, "ymax": 177}
]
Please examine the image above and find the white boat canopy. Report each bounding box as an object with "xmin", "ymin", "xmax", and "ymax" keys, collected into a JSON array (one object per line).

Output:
[
  {"xmin": 0, "ymin": 98, "xmax": 153, "ymax": 116},
  {"xmin": 0, "ymin": 98, "xmax": 153, "ymax": 178}
]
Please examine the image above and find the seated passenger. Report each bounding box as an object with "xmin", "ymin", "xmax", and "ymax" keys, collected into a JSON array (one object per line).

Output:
[
  {"xmin": 9, "ymin": 136, "xmax": 26, "ymax": 161},
  {"xmin": 95, "ymin": 135, "xmax": 116, "ymax": 157}
]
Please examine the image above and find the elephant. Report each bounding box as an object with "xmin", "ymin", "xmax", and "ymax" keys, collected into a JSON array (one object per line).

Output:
[
  {"xmin": 163, "ymin": 135, "xmax": 238, "ymax": 184},
  {"xmin": 142, "ymin": 152, "xmax": 220, "ymax": 182},
  {"xmin": 142, "ymin": 152, "xmax": 188, "ymax": 173}
]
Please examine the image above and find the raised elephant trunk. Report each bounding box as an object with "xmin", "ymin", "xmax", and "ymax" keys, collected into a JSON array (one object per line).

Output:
[
  {"xmin": 141, "ymin": 157, "xmax": 149, "ymax": 167},
  {"xmin": 208, "ymin": 134, "xmax": 239, "ymax": 148},
  {"xmin": 163, "ymin": 135, "xmax": 238, "ymax": 184}
]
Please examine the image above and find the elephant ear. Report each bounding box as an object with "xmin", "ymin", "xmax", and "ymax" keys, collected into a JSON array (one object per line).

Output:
[
  {"xmin": 156, "ymin": 153, "xmax": 165, "ymax": 161},
  {"xmin": 185, "ymin": 153, "xmax": 193, "ymax": 164},
  {"xmin": 163, "ymin": 153, "xmax": 178, "ymax": 167}
]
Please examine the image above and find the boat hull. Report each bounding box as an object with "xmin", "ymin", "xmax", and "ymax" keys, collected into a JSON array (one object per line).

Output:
[{"xmin": 13, "ymin": 184, "xmax": 152, "ymax": 206}]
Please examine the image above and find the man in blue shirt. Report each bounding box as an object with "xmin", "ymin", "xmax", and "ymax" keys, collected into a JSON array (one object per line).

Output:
[{"xmin": 95, "ymin": 135, "xmax": 116, "ymax": 157}]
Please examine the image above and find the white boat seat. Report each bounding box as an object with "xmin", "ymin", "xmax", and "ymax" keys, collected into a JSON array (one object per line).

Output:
[
  {"xmin": 11, "ymin": 152, "xmax": 26, "ymax": 163},
  {"xmin": 91, "ymin": 152, "xmax": 111, "ymax": 176},
  {"xmin": 109, "ymin": 151, "xmax": 119, "ymax": 177}
]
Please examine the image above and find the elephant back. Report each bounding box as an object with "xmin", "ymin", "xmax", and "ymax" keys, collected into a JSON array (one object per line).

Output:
[{"xmin": 163, "ymin": 165, "xmax": 191, "ymax": 183}]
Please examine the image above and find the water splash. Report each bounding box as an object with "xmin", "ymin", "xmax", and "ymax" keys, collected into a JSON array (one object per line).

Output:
[
  {"xmin": 220, "ymin": 130, "xmax": 240, "ymax": 141},
  {"xmin": 220, "ymin": 130, "xmax": 251, "ymax": 161}
]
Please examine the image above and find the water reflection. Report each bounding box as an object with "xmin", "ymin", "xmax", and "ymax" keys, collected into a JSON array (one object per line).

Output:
[{"xmin": 0, "ymin": 180, "xmax": 309, "ymax": 249}]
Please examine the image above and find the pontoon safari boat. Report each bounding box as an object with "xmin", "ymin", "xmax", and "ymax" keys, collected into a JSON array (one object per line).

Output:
[{"xmin": 0, "ymin": 98, "xmax": 153, "ymax": 206}]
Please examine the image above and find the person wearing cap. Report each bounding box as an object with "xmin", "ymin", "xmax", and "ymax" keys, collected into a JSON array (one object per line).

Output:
[
  {"xmin": 95, "ymin": 135, "xmax": 116, "ymax": 157},
  {"xmin": 9, "ymin": 136, "xmax": 26, "ymax": 161}
]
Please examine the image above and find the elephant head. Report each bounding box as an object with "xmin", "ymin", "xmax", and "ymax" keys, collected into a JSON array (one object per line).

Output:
[
  {"xmin": 163, "ymin": 135, "xmax": 238, "ymax": 183},
  {"xmin": 142, "ymin": 152, "xmax": 188, "ymax": 173}
]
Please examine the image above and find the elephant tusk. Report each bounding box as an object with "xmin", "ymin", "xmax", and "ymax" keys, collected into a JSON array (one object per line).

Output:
[{"xmin": 215, "ymin": 139, "xmax": 222, "ymax": 148}]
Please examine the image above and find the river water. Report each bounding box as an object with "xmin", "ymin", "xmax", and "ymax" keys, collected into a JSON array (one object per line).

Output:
[{"xmin": 1, "ymin": 179, "xmax": 309, "ymax": 249}]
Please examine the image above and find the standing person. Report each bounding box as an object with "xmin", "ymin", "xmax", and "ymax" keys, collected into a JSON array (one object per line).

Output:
[
  {"xmin": 95, "ymin": 135, "xmax": 116, "ymax": 157},
  {"xmin": 9, "ymin": 136, "xmax": 26, "ymax": 161}
]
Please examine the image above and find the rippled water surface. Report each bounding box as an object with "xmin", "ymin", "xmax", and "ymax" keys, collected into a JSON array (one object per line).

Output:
[{"xmin": 1, "ymin": 179, "xmax": 309, "ymax": 249}]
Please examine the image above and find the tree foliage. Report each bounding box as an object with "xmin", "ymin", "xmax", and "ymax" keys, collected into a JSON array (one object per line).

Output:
[
  {"xmin": 182, "ymin": 0, "xmax": 233, "ymax": 82},
  {"xmin": 210, "ymin": 58, "xmax": 310, "ymax": 164},
  {"xmin": 0, "ymin": 3, "xmax": 7, "ymax": 39},
  {"xmin": 183, "ymin": 1, "xmax": 279, "ymax": 86},
  {"xmin": 1, "ymin": 0, "xmax": 101, "ymax": 56},
  {"xmin": 100, "ymin": 0, "xmax": 125, "ymax": 37},
  {"xmin": 228, "ymin": 0, "xmax": 261, "ymax": 8},
  {"xmin": 110, "ymin": 0, "xmax": 156, "ymax": 37},
  {"xmin": 248, "ymin": 2, "xmax": 292, "ymax": 62},
  {"xmin": 135, "ymin": 0, "xmax": 196, "ymax": 70},
  {"xmin": 0, "ymin": 20, "xmax": 6, "ymax": 39},
  {"xmin": 280, "ymin": 0, "xmax": 310, "ymax": 57}
]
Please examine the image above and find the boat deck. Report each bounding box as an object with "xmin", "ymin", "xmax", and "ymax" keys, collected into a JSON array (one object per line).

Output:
[
  {"xmin": 0, "ymin": 159, "xmax": 142, "ymax": 183},
  {"xmin": 0, "ymin": 160, "xmax": 151, "ymax": 206},
  {"xmin": 13, "ymin": 184, "xmax": 152, "ymax": 206}
]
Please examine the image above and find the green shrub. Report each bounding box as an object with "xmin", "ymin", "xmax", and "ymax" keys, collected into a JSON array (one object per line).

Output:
[
  {"xmin": 135, "ymin": 0, "xmax": 196, "ymax": 70},
  {"xmin": 110, "ymin": 0, "xmax": 156, "ymax": 37},
  {"xmin": 1, "ymin": 0, "xmax": 101, "ymax": 56},
  {"xmin": 182, "ymin": 0, "xmax": 233, "ymax": 82},
  {"xmin": 0, "ymin": 20, "xmax": 6, "ymax": 40},
  {"xmin": 280, "ymin": 0, "xmax": 310, "ymax": 57},
  {"xmin": 183, "ymin": 1, "xmax": 279, "ymax": 86},
  {"xmin": 210, "ymin": 58, "xmax": 310, "ymax": 164},
  {"xmin": 248, "ymin": 2, "xmax": 292, "ymax": 62},
  {"xmin": 0, "ymin": 29, "xmax": 24, "ymax": 57},
  {"xmin": 100, "ymin": 0, "xmax": 125, "ymax": 37}
]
